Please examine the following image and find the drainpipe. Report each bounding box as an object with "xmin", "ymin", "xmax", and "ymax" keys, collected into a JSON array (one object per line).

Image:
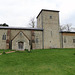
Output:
[{"xmin": 61, "ymin": 33, "xmax": 63, "ymax": 48}]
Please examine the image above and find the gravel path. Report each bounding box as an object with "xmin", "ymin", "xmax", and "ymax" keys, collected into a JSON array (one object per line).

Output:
[{"xmin": 0, "ymin": 51, "xmax": 15, "ymax": 55}]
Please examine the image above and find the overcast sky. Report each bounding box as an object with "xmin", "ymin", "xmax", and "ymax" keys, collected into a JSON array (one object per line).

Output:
[{"xmin": 0, "ymin": 0, "xmax": 75, "ymax": 27}]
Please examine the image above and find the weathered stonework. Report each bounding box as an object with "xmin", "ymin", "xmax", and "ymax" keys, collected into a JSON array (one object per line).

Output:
[
  {"xmin": 37, "ymin": 9, "xmax": 60, "ymax": 49},
  {"xmin": 61, "ymin": 32, "xmax": 75, "ymax": 48},
  {"xmin": 0, "ymin": 29, "xmax": 7, "ymax": 49},
  {"xmin": 0, "ymin": 27, "xmax": 43, "ymax": 50},
  {"xmin": 0, "ymin": 9, "xmax": 75, "ymax": 50},
  {"xmin": 34, "ymin": 31, "xmax": 43, "ymax": 49}
]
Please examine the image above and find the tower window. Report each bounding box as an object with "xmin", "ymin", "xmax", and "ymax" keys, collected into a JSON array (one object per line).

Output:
[
  {"xmin": 50, "ymin": 16, "xmax": 52, "ymax": 19},
  {"xmin": 51, "ymin": 31, "xmax": 52, "ymax": 37}
]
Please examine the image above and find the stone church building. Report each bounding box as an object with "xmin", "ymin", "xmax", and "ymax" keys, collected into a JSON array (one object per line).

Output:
[{"xmin": 0, "ymin": 9, "xmax": 75, "ymax": 50}]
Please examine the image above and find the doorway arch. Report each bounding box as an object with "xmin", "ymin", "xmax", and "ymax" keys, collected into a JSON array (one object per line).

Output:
[{"xmin": 18, "ymin": 41, "xmax": 24, "ymax": 50}]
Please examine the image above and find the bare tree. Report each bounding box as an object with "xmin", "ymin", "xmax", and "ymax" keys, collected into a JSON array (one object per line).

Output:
[
  {"xmin": 29, "ymin": 17, "xmax": 35, "ymax": 28},
  {"xmin": 71, "ymin": 27, "xmax": 75, "ymax": 31},
  {"xmin": 60, "ymin": 25, "xmax": 66, "ymax": 31},
  {"xmin": 60, "ymin": 24, "xmax": 72, "ymax": 31},
  {"xmin": 66, "ymin": 24, "xmax": 72, "ymax": 31}
]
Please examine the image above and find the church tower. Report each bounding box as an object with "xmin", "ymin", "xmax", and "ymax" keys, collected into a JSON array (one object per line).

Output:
[{"xmin": 37, "ymin": 9, "xmax": 60, "ymax": 49}]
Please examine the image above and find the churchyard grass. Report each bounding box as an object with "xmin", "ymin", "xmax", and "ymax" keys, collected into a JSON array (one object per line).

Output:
[
  {"xmin": 0, "ymin": 48, "xmax": 75, "ymax": 75},
  {"xmin": 0, "ymin": 49, "xmax": 11, "ymax": 53}
]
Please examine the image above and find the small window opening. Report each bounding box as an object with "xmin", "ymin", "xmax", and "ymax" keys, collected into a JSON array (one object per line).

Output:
[
  {"xmin": 51, "ymin": 31, "xmax": 52, "ymax": 37},
  {"xmin": 73, "ymin": 39, "xmax": 75, "ymax": 43},
  {"xmin": 19, "ymin": 32, "xmax": 22, "ymax": 36},
  {"xmin": 50, "ymin": 16, "xmax": 52, "ymax": 19},
  {"xmin": 36, "ymin": 38, "xmax": 38, "ymax": 43},
  {"xmin": 64, "ymin": 37, "xmax": 66, "ymax": 43}
]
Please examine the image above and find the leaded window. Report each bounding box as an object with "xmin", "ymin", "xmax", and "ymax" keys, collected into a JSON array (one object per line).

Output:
[{"xmin": 2, "ymin": 34, "xmax": 6, "ymax": 40}]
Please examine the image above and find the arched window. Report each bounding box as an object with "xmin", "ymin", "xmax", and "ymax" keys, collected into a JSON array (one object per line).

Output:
[{"xmin": 2, "ymin": 33, "xmax": 6, "ymax": 40}]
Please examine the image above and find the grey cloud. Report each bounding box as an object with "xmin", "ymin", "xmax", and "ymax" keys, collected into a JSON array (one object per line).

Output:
[{"xmin": 0, "ymin": 0, "xmax": 75, "ymax": 27}]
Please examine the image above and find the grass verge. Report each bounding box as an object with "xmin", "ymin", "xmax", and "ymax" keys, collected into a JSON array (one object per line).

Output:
[{"xmin": 0, "ymin": 48, "xmax": 75, "ymax": 75}]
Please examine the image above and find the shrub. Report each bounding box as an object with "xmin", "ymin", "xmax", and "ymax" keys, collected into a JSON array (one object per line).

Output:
[
  {"xmin": 25, "ymin": 49, "xmax": 31, "ymax": 53},
  {"xmin": 2, "ymin": 51, "xmax": 6, "ymax": 54},
  {"xmin": 73, "ymin": 53, "xmax": 75, "ymax": 55},
  {"xmin": 15, "ymin": 51, "xmax": 24, "ymax": 53}
]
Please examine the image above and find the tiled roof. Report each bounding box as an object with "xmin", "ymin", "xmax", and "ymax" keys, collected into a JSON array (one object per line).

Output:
[{"xmin": 60, "ymin": 31, "xmax": 75, "ymax": 33}]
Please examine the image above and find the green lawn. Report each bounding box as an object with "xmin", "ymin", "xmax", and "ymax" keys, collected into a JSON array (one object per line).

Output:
[
  {"xmin": 0, "ymin": 49, "xmax": 11, "ymax": 53},
  {"xmin": 0, "ymin": 49, "xmax": 75, "ymax": 75}
]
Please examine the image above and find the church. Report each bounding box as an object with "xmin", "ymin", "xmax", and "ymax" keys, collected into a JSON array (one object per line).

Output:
[{"xmin": 0, "ymin": 9, "xmax": 75, "ymax": 50}]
